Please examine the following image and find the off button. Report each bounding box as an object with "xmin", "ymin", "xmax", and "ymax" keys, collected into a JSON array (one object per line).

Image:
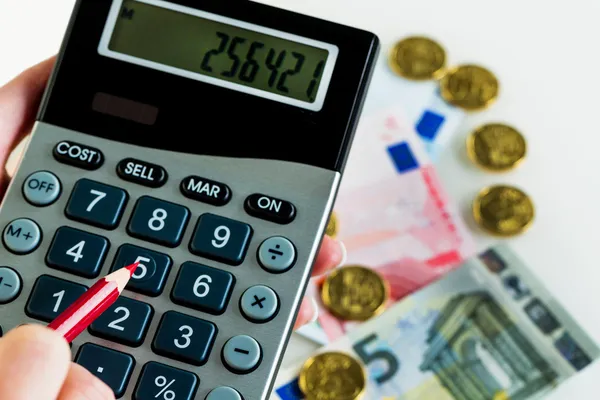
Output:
[{"xmin": 23, "ymin": 171, "xmax": 61, "ymax": 206}]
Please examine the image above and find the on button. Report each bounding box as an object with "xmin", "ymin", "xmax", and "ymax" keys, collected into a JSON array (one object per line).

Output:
[{"xmin": 244, "ymin": 194, "xmax": 296, "ymax": 225}]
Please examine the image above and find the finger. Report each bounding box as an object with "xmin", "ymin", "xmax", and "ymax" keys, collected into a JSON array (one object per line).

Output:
[
  {"xmin": 58, "ymin": 363, "xmax": 115, "ymax": 400},
  {"xmin": 0, "ymin": 56, "xmax": 56, "ymax": 184},
  {"xmin": 311, "ymin": 235, "xmax": 346, "ymax": 277},
  {"xmin": 0, "ymin": 324, "xmax": 71, "ymax": 400},
  {"xmin": 294, "ymin": 296, "xmax": 318, "ymax": 330}
]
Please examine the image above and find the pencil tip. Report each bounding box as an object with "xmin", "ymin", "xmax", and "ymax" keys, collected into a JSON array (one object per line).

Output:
[{"xmin": 125, "ymin": 261, "xmax": 140, "ymax": 276}]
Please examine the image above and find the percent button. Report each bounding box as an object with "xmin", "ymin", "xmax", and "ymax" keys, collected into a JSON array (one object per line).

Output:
[
  {"xmin": 257, "ymin": 236, "xmax": 296, "ymax": 273},
  {"xmin": 134, "ymin": 362, "xmax": 199, "ymax": 400}
]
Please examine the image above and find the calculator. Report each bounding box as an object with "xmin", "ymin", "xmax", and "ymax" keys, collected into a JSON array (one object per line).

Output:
[{"xmin": 0, "ymin": 0, "xmax": 378, "ymax": 399}]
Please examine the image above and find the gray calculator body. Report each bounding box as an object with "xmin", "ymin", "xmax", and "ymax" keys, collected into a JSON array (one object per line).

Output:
[{"xmin": 0, "ymin": 0, "xmax": 379, "ymax": 399}]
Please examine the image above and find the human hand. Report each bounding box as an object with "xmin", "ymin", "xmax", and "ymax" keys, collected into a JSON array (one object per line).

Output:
[{"xmin": 0, "ymin": 57, "xmax": 346, "ymax": 398}]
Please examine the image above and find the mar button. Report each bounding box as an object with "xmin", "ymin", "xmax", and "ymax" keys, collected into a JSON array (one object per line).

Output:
[{"xmin": 117, "ymin": 158, "xmax": 167, "ymax": 188}]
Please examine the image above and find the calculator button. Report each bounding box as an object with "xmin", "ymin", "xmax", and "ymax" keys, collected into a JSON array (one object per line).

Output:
[
  {"xmin": 240, "ymin": 285, "xmax": 279, "ymax": 323},
  {"xmin": 244, "ymin": 193, "xmax": 296, "ymax": 224},
  {"xmin": 22, "ymin": 171, "xmax": 61, "ymax": 206},
  {"xmin": 110, "ymin": 244, "xmax": 172, "ymax": 297},
  {"xmin": 53, "ymin": 141, "xmax": 104, "ymax": 170},
  {"xmin": 171, "ymin": 262, "xmax": 235, "ymax": 315},
  {"xmin": 152, "ymin": 311, "xmax": 217, "ymax": 366},
  {"xmin": 25, "ymin": 275, "xmax": 87, "ymax": 322},
  {"xmin": 89, "ymin": 296, "xmax": 154, "ymax": 347},
  {"xmin": 257, "ymin": 236, "xmax": 297, "ymax": 273},
  {"xmin": 2, "ymin": 218, "xmax": 41, "ymax": 255},
  {"xmin": 46, "ymin": 226, "xmax": 109, "ymax": 278},
  {"xmin": 117, "ymin": 158, "xmax": 167, "ymax": 188},
  {"xmin": 128, "ymin": 196, "xmax": 190, "ymax": 248},
  {"xmin": 0, "ymin": 267, "xmax": 21, "ymax": 304},
  {"xmin": 222, "ymin": 335, "xmax": 262, "ymax": 374},
  {"xmin": 134, "ymin": 362, "xmax": 199, "ymax": 400},
  {"xmin": 206, "ymin": 387, "xmax": 243, "ymax": 400},
  {"xmin": 75, "ymin": 343, "xmax": 135, "ymax": 398},
  {"xmin": 180, "ymin": 175, "xmax": 231, "ymax": 206},
  {"xmin": 65, "ymin": 179, "xmax": 128, "ymax": 229},
  {"xmin": 189, "ymin": 214, "xmax": 252, "ymax": 266}
]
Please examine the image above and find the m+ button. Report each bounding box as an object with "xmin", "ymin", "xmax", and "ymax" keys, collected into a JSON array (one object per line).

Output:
[{"xmin": 2, "ymin": 218, "xmax": 41, "ymax": 255}]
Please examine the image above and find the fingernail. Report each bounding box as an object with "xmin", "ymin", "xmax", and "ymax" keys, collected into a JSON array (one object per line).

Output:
[
  {"xmin": 309, "ymin": 297, "xmax": 319, "ymax": 324},
  {"xmin": 336, "ymin": 240, "xmax": 347, "ymax": 268}
]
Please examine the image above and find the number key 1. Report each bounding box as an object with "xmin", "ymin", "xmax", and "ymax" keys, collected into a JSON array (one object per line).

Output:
[
  {"xmin": 65, "ymin": 179, "xmax": 128, "ymax": 230},
  {"xmin": 25, "ymin": 275, "xmax": 87, "ymax": 322}
]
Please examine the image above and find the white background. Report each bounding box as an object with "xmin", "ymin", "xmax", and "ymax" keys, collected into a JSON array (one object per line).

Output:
[{"xmin": 1, "ymin": 0, "xmax": 599, "ymax": 398}]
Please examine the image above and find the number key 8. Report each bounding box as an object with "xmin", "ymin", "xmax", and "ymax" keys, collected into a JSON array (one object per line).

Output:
[{"xmin": 127, "ymin": 196, "xmax": 190, "ymax": 248}]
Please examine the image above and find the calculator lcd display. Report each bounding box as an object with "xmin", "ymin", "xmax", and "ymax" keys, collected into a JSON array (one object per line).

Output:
[{"xmin": 98, "ymin": 0, "xmax": 339, "ymax": 111}]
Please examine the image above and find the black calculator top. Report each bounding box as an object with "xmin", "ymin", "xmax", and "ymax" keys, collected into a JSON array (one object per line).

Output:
[{"xmin": 39, "ymin": 0, "xmax": 379, "ymax": 171}]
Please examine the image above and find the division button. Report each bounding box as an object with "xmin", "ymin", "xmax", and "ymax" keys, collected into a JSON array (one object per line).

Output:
[
  {"xmin": 2, "ymin": 218, "xmax": 41, "ymax": 255},
  {"xmin": 22, "ymin": 171, "xmax": 61, "ymax": 206},
  {"xmin": 117, "ymin": 158, "xmax": 167, "ymax": 188},
  {"xmin": 53, "ymin": 141, "xmax": 104, "ymax": 170},
  {"xmin": 257, "ymin": 236, "xmax": 296, "ymax": 273},
  {"xmin": 222, "ymin": 335, "xmax": 262, "ymax": 374},
  {"xmin": 240, "ymin": 285, "xmax": 279, "ymax": 323},
  {"xmin": 0, "ymin": 267, "xmax": 21, "ymax": 304},
  {"xmin": 206, "ymin": 386, "xmax": 243, "ymax": 400},
  {"xmin": 244, "ymin": 193, "xmax": 296, "ymax": 225},
  {"xmin": 181, "ymin": 175, "xmax": 231, "ymax": 206}
]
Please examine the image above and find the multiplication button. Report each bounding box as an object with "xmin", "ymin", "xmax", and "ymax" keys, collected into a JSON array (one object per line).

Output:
[
  {"xmin": 222, "ymin": 335, "xmax": 262, "ymax": 374},
  {"xmin": 2, "ymin": 218, "xmax": 41, "ymax": 255},
  {"xmin": 134, "ymin": 362, "xmax": 199, "ymax": 400},
  {"xmin": 257, "ymin": 236, "xmax": 296, "ymax": 273},
  {"xmin": 0, "ymin": 267, "xmax": 21, "ymax": 304},
  {"xmin": 22, "ymin": 171, "xmax": 61, "ymax": 206},
  {"xmin": 240, "ymin": 285, "xmax": 279, "ymax": 323}
]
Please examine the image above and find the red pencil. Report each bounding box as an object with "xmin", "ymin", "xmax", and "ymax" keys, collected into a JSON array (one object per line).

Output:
[{"xmin": 48, "ymin": 262, "xmax": 139, "ymax": 343}]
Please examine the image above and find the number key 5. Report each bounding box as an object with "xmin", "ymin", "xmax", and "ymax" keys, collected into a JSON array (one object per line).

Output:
[
  {"xmin": 189, "ymin": 214, "xmax": 252, "ymax": 266},
  {"xmin": 65, "ymin": 179, "xmax": 128, "ymax": 230}
]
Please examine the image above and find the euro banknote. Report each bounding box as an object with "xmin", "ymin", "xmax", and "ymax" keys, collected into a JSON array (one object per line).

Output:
[
  {"xmin": 276, "ymin": 244, "xmax": 600, "ymax": 400},
  {"xmin": 296, "ymin": 106, "xmax": 475, "ymax": 345},
  {"xmin": 362, "ymin": 54, "xmax": 465, "ymax": 160}
]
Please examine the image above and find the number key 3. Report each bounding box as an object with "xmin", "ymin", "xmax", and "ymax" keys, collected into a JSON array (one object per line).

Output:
[
  {"xmin": 171, "ymin": 261, "xmax": 235, "ymax": 315},
  {"xmin": 189, "ymin": 214, "xmax": 252, "ymax": 266},
  {"xmin": 152, "ymin": 311, "xmax": 217, "ymax": 366},
  {"xmin": 65, "ymin": 179, "xmax": 128, "ymax": 230}
]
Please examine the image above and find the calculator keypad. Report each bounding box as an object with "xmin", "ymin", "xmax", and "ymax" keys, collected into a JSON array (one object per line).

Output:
[
  {"xmin": 75, "ymin": 343, "xmax": 135, "ymax": 399},
  {"xmin": 189, "ymin": 213, "xmax": 253, "ymax": 266},
  {"xmin": 89, "ymin": 296, "xmax": 154, "ymax": 347},
  {"xmin": 25, "ymin": 275, "xmax": 87, "ymax": 322},
  {"xmin": 65, "ymin": 179, "xmax": 128, "ymax": 229},
  {"xmin": 152, "ymin": 311, "xmax": 217, "ymax": 366},
  {"xmin": 128, "ymin": 196, "xmax": 190, "ymax": 247},
  {"xmin": 134, "ymin": 362, "xmax": 199, "ymax": 400},
  {"xmin": 110, "ymin": 244, "xmax": 172, "ymax": 297},
  {"xmin": 171, "ymin": 261, "xmax": 235, "ymax": 315},
  {"xmin": 46, "ymin": 226, "xmax": 110, "ymax": 278}
]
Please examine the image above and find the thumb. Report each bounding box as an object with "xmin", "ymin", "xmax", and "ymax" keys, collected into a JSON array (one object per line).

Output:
[{"xmin": 0, "ymin": 324, "xmax": 71, "ymax": 400}]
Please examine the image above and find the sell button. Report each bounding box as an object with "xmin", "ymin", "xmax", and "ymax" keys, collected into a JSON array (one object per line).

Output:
[{"xmin": 117, "ymin": 158, "xmax": 167, "ymax": 188}]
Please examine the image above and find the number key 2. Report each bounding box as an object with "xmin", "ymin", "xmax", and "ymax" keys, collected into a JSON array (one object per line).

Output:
[
  {"xmin": 189, "ymin": 213, "xmax": 252, "ymax": 266},
  {"xmin": 89, "ymin": 296, "xmax": 154, "ymax": 347},
  {"xmin": 171, "ymin": 261, "xmax": 235, "ymax": 315},
  {"xmin": 25, "ymin": 275, "xmax": 87, "ymax": 322},
  {"xmin": 152, "ymin": 311, "xmax": 217, "ymax": 366}
]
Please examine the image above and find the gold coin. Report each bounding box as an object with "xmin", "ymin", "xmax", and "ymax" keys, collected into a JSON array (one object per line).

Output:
[
  {"xmin": 326, "ymin": 212, "xmax": 338, "ymax": 238},
  {"xmin": 493, "ymin": 391, "xmax": 510, "ymax": 400},
  {"xmin": 467, "ymin": 123, "xmax": 527, "ymax": 172},
  {"xmin": 321, "ymin": 265, "xmax": 389, "ymax": 321},
  {"xmin": 440, "ymin": 64, "xmax": 499, "ymax": 111},
  {"xmin": 299, "ymin": 351, "xmax": 366, "ymax": 400},
  {"xmin": 473, "ymin": 185, "xmax": 534, "ymax": 237},
  {"xmin": 389, "ymin": 36, "xmax": 446, "ymax": 80}
]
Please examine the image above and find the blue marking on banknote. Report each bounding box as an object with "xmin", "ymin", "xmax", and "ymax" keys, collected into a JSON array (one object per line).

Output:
[
  {"xmin": 416, "ymin": 110, "xmax": 445, "ymax": 140},
  {"xmin": 275, "ymin": 377, "xmax": 303, "ymax": 400},
  {"xmin": 387, "ymin": 142, "xmax": 419, "ymax": 173}
]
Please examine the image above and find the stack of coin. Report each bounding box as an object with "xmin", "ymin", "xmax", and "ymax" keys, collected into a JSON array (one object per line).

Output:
[
  {"xmin": 299, "ymin": 351, "xmax": 367, "ymax": 400},
  {"xmin": 388, "ymin": 36, "xmax": 535, "ymax": 236},
  {"xmin": 320, "ymin": 265, "xmax": 389, "ymax": 321},
  {"xmin": 325, "ymin": 212, "xmax": 338, "ymax": 238}
]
